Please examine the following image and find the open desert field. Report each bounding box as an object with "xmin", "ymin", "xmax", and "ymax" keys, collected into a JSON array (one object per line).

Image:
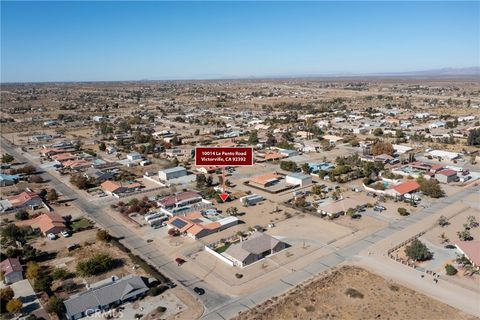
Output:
[{"xmin": 233, "ymin": 265, "xmax": 476, "ymax": 320}]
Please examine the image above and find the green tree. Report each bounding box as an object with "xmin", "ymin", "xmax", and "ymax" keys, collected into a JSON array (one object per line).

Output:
[
  {"xmin": 226, "ymin": 207, "xmax": 239, "ymax": 216},
  {"xmin": 1, "ymin": 153, "xmax": 14, "ymax": 163},
  {"xmin": 417, "ymin": 176, "xmax": 444, "ymax": 198},
  {"xmin": 70, "ymin": 174, "xmax": 91, "ymax": 190},
  {"xmin": 98, "ymin": 142, "xmax": 106, "ymax": 151},
  {"xmin": 373, "ymin": 128, "xmax": 383, "ymax": 136},
  {"xmin": 457, "ymin": 230, "xmax": 473, "ymax": 241},
  {"xmin": 45, "ymin": 296, "xmax": 65, "ymax": 316},
  {"xmin": 76, "ymin": 253, "xmax": 116, "ymax": 276},
  {"xmin": 196, "ymin": 174, "xmax": 207, "ymax": 188},
  {"xmin": 398, "ymin": 207, "xmax": 409, "ymax": 216},
  {"xmin": 301, "ymin": 163, "xmax": 311, "ymax": 174},
  {"xmin": 405, "ymin": 239, "xmax": 433, "ymax": 261},
  {"xmin": 467, "ymin": 215, "xmax": 479, "ymax": 228},
  {"xmin": 47, "ymin": 188, "xmax": 59, "ymax": 202},
  {"xmin": 248, "ymin": 130, "xmax": 259, "ymax": 144},
  {"xmin": 51, "ymin": 268, "xmax": 71, "ymax": 280},
  {"xmin": 15, "ymin": 210, "xmax": 29, "ymax": 221},
  {"xmin": 280, "ymin": 161, "xmax": 297, "ymax": 172},
  {"xmin": 33, "ymin": 272, "xmax": 52, "ymax": 293}
]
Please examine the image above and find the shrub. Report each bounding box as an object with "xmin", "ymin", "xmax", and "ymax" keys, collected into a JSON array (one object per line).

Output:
[
  {"xmin": 235, "ymin": 273, "xmax": 243, "ymax": 279},
  {"xmin": 156, "ymin": 306, "xmax": 167, "ymax": 313},
  {"xmin": 405, "ymin": 239, "xmax": 433, "ymax": 261},
  {"xmin": 15, "ymin": 210, "xmax": 29, "ymax": 221},
  {"xmin": 398, "ymin": 208, "xmax": 409, "ymax": 216},
  {"xmin": 76, "ymin": 253, "xmax": 117, "ymax": 276},
  {"xmin": 6, "ymin": 298, "xmax": 22, "ymax": 313},
  {"xmin": 437, "ymin": 215, "xmax": 449, "ymax": 227},
  {"xmin": 345, "ymin": 288, "xmax": 364, "ymax": 299},
  {"xmin": 51, "ymin": 267, "xmax": 71, "ymax": 280},
  {"xmin": 96, "ymin": 229, "xmax": 111, "ymax": 242},
  {"xmin": 445, "ymin": 264, "xmax": 458, "ymax": 276},
  {"xmin": 45, "ymin": 296, "xmax": 65, "ymax": 316}
]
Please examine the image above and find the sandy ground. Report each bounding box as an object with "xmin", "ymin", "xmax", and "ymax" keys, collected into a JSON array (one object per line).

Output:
[{"xmin": 233, "ymin": 265, "xmax": 476, "ymax": 320}]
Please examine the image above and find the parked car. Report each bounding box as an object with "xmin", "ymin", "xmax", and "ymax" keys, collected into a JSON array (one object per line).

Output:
[
  {"xmin": 373, "ymin": 205, "xmax": 386, "ymax": 212},
  {"xmin": 60, "ymin": 231, "xmax": 71, "ymax": 238},
  {"xmin": 193, "ymin": 287, "xmax": 205, "ymax": 295},
  {"xmin": 47, "ymin": 233, "xmax": 57, "ymax": 240},
  {"xmin": 444, "ymin": 244, "xmax": 456, "ymax": 249}
]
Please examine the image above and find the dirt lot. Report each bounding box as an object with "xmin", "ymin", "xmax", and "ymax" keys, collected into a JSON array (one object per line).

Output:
[{"xmin": 233, "ymin": 265, "xmax": 476, "ymax": 320}]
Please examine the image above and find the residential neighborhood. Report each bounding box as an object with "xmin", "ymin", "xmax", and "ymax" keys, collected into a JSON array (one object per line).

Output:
[{"xmin": 1, "ymin": 1, "xmax": 479, "ymax": 320}]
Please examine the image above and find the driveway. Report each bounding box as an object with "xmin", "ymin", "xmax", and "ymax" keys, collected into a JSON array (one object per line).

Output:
[{"xmin": 10, "ymin": 279, "xmax": 43, "ymax": 316}]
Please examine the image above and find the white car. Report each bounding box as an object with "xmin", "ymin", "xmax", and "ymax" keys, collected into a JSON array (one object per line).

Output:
[
  {"xmin": 60, "ymin": 231, "xmax": 71, "ymax": 238},
  {"xmin": 47, "ymin": 233, "xmax": 57, "ymax": 240}
]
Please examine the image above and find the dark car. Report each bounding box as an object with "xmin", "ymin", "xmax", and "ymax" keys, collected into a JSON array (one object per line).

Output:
[
  {"xmin": 444, "ymin": 244, "xmax": 456, "ymax": 249},
  {"xmin": 193, "ymin": 287, "xmax": 205, "ymax": 295}
]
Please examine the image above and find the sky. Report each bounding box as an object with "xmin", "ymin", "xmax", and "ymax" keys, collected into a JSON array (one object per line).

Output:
[{"xmin": 1, "ymin": 1, "xmax": 479, "ymax": 82}]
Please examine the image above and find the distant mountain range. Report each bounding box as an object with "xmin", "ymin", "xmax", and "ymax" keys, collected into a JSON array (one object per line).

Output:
[
  {"xmin": 248, "ymin": 67, "xmax": 480, "ymax": 80},
  {"xmin": 152, "ymin": 67, "xmax": 480, "ymax": 81}
]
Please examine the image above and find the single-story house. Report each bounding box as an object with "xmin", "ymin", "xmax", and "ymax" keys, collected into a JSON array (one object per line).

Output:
[
  {"xmin": 64, "ymin": 275, "xmax": 149, "ymax": 320},
  {"xmin": 166, "ymin": 212, "xmax": 238, "ymax": 239},
  {"xmin": 7, "ymin": 191, "xmax": 43, "ymax": 211},
  {"xmin": 223, "ymin": 232, "xmax": 287, "ymax": 267},
  {"xmin": 157, "ymin": 191, "xmax": 208, "ymax": 216},
  {"xmin": 100, "ymin": 180, "xmax": 141, "ymax": 197},
  {"xmin": 63, "ymin": 159, "xmax": 92, "ymax": 170},
  {"xmin": 249, "ymin": 172, "xmax": 281, "ymax": 188},
  {"xmin": 16, "ymin": 212, "xmax": 67, "ymax": 236},
  {"xmin": 83, "ymin": 168, "xmax": 115, "ymax": 183},
  {"xmin": 317, "ymin": 198, "xmax": 360, "ymax": 218},
  {"xmin": 0, "ymin": 174, "xmax": 20, "ymax": 187},
  {"xmin": 0, "ymin": 258, "xmax": 23, "ymax": 284},
  {"xmin": 390, "ymin": 181, "xmax": 421, "ymax": 197}
]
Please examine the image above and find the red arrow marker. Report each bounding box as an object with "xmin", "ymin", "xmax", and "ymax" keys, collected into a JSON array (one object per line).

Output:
[{"xmin": 219, "ymin": 193, "xmax": 229, "ymax": 202}]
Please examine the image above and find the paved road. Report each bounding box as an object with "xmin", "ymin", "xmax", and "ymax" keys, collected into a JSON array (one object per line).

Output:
[{"xmin": 0, "ymin": 141, "xmax": 232, "ymax": 313}]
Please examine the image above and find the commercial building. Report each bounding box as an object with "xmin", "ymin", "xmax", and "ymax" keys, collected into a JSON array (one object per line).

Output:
[
  {"xmin": 158, "ymin": 166, "xmax": 187, "ymax": 181},
  {"xmin": 285, "ymin": 172, "xmax": 312, "ymax": 187},
  {"xmin": 435, "ymin": 169, "xmax": 458, "ymax": 183}
]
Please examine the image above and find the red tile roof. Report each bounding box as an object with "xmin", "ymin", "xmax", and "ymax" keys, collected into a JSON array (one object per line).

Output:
[
  {"xmin": 7, "ymin": 191, "xmax": 41, "ymax": 207},
  {"xmin": 16, "ymin": 212, "xmax": 66, "ymax": 235},
  {"xmin": 392, "ymin": 181, "xmax": 421, "ymax": 195},
  {"xmin": 437, "ymin": 169, "xmax": 457, "ymax": 177}
]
